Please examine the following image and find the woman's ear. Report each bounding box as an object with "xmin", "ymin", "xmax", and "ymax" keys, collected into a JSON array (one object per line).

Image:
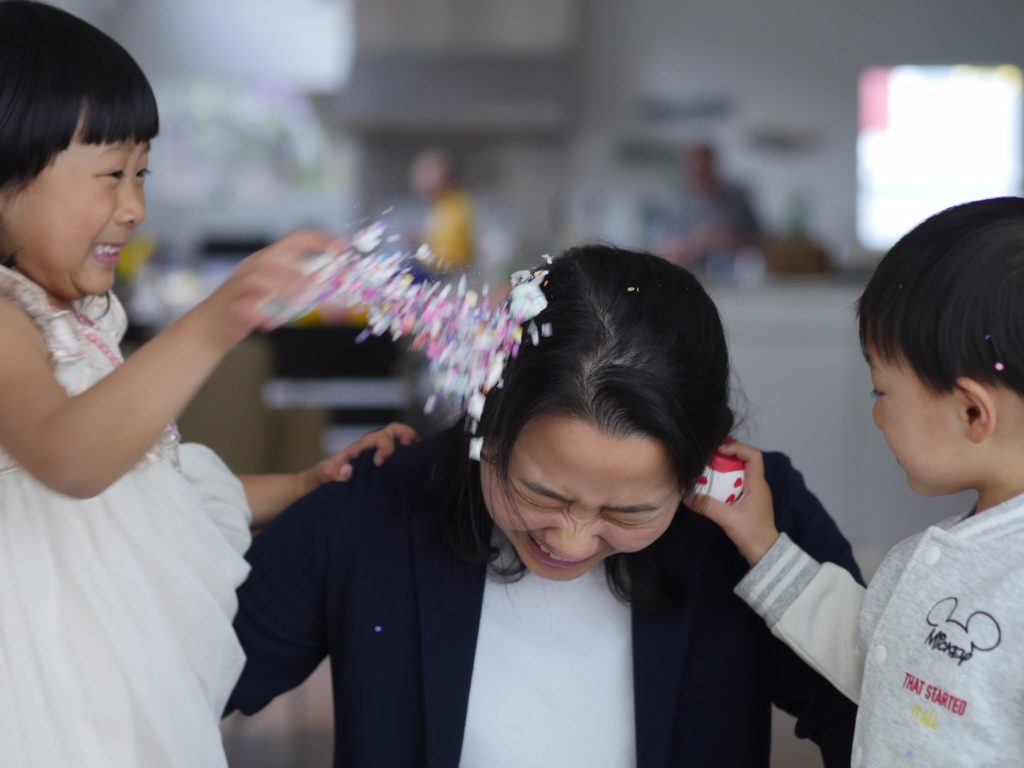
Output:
[{"xmin": 954, "ymin": 377, "xmax": 997, "ymax": 443}]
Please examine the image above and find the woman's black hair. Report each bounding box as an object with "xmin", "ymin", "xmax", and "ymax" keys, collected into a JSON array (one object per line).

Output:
[
  {"xmin": 0, "ymin": 1, "xmax": 159, "ymax": 190},
  {"xmin": 438, "ymin": 244, "xmax": 734, "ymax": 613},
  {"xmin": 858, "ymin": 197, "xmax": 1024, "ymax": 397}
]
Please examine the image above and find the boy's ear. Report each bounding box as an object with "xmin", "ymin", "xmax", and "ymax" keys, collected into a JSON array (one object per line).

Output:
[{"xmin": 953, "ymin": 377, "xmax": 997, "ymax": 443}]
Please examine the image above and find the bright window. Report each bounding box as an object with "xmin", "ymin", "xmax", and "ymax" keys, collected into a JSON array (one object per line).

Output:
[{"xmin": 857, "ymin": 65, "xmax": 1023, "ymax": 252}]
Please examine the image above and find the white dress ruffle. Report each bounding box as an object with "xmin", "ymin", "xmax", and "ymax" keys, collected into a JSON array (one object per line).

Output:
[{"xmin": 0, "ymin": 266, "xmax": 252, "ymax": 768}]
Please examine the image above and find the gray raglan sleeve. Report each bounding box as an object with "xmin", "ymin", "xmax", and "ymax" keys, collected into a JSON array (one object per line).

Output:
[{"xmin": 735, "ymin": 532, "xmax": 866, "ymax": 702}]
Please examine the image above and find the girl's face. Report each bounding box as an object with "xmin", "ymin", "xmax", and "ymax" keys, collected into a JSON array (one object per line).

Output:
[
  {"xmin": 0, "ymin": 138, "xmax": 149, "ymax": 304},
  {"xmin": 481, "ymin": 415, "xmax": 683, "ymax": 581}
]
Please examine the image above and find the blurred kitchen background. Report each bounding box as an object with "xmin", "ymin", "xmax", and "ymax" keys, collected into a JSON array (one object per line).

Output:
[{"xmin": 52, "ymin": 0, "xmax": 1024, "ymax": 765}]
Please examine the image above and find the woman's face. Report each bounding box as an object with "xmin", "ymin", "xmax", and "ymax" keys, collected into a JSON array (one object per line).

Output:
[{"xmin": 481, "ymin": 415, "xmax": 683, "ymax": 581}]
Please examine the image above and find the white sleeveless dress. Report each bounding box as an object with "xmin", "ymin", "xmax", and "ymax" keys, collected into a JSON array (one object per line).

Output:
[{"xmin": 0, "ymin": 266, "xmax": 252, "ymax": 768}]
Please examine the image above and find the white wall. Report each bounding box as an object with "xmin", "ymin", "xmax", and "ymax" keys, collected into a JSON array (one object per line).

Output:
[{"xmin": 568, "ymin": 0, "xmax": 1024, "ymax": 262}]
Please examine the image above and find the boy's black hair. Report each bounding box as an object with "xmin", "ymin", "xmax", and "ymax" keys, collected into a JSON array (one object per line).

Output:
[
  {"xmin": 439, "ymin": 244, "xmax": 734, "ymax": 613},
  {"xmin": 0, "ymin": 1, "xmax": 159, "ymax": 189},
  {"xmin": 858, "ymin": 197, "xmax": 1024, "ymax": 396}
]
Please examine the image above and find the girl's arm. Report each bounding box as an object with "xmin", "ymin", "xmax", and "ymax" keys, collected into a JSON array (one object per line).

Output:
[
  {"xmin": 0, "ymin": 230, "xmax": 335, "ymax": 498},
  {"xmin": 240, "ymin": 422, "xmax": 418, "ymax": 528},
  {"xmin": 692, "ymin": 443, "xmax": 865, "ymax": 703}
]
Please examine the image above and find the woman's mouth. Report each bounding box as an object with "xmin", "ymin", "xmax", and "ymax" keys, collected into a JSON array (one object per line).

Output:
[{"xmin": 524, "ymin": 532, "xmax": 592, "ymax": 568}]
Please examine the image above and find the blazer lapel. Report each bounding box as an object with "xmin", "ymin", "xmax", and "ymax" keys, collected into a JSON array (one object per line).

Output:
[
  {"xmin": 632, "ymin": 532, "xmax": 709, "ymax": 768},
  {"xmin": 411, "ymin": 511, "xmax": 487, "ymax": 768}
]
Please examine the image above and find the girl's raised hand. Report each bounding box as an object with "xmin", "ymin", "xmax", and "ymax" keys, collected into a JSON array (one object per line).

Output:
[
  {"xmin": 686, "ymin": 441, "xmax": 780, "ymax": 567},
  {"xmin": 195, "ymin": 229, "xmax": 340, "ymax": 348},
  {"xmin": 308, "ymin": 422, "xmax": 420, "ymax": 485}
]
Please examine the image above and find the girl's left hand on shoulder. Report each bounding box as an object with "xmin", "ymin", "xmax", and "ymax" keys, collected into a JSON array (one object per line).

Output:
[
  {"xmin": 686, "ymin": 441, "xmax": 780, "ymax": 568},
  {"xmin": 308, "ymin": 422, "xmax": 419, "ymax": 485}
]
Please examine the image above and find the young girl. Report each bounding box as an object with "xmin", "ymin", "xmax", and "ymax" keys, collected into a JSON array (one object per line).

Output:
[
  {"xmin": 0, "ymin": 3, "xmax": 415, "ymax": 766},
  {"xmin": 698, "ymin": 197, "xmax": 1024, "ymax": 766}
]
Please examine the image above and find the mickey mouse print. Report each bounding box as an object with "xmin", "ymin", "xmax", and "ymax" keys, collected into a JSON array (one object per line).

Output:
[{"xmin": 923, "ymin": 596, "xmax": 1001, "ymax": 666}]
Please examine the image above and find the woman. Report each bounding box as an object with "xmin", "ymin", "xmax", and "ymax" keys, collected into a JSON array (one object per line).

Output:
[{"xmin": 228, "ymin": 245, "xmax": 859, "ymax": 767}]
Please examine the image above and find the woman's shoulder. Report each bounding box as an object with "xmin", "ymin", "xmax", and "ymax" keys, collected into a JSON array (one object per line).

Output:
[
  {"xmin": 761, "ymin": 450, "xmax": 811, "ymax": 511},
  {"xmin": 278, "ymin": 428, "xmax": 453, "ymax": 534},
  {"xmin": 760, "ymin": 449, "xmax": 862, "ymax": 579}
]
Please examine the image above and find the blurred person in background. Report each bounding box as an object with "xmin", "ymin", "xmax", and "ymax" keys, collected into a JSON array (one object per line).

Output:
[
  {"xmin": 410, "ymin": 147, "xmax": 476, "ymax": 272},
  {"xmin": 653, "ymin": 142, "xmax": 763, "ymax": 275}
]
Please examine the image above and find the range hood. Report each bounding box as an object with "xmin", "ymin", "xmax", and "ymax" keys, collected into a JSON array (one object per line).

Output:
[
  {"xmin": 326, "ymin": 52, "xmax": 575, "ymax": 135},
  {"xmin": 113, "ymin": 0, "xmax": 356, "ymax": 93}
]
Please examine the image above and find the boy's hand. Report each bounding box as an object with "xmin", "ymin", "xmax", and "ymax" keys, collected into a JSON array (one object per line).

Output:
[
  {"xmin": 686, "ymin": 441, "xmax": 780, "ymax": 567},
  {"xmin": 306, "ymin": 422, "xmax": 419, "ymax": 487}
]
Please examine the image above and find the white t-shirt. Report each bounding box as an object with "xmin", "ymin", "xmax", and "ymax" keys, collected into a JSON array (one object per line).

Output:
[{"xmin": 459, "ymin": 549, "xmax": 636, "ymax": 768}]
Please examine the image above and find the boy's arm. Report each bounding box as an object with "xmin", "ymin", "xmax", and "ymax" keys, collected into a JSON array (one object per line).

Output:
[
  {"xmin": 753, "ymin": 451, "xmax": 862, "ymax": 767},
  {"xmin": 736, "ymin": 533, "xmax": 864, "ymax": 702},
  {"xmin": 692, "ymin": 442, "xmax": 865, "ymax": 702}
]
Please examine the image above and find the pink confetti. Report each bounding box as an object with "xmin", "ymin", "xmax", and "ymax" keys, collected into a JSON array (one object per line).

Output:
[{"xmin": 296, "ymin": 221, "xmax": 551, "ymax": 453}]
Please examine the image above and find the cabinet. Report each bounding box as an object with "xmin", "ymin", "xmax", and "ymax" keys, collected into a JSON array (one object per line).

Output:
[{"xmin": 357, "ymin": 0, "xmax": 577, "ymax": 55}]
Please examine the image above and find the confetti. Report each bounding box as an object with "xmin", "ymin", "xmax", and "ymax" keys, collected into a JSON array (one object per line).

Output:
[
  {"xmin": 286, "ymin": 220, "xmax": 552, "ymax": 458},
  {"xmin": 353, "ymin": 221, "xmax": 386, "ymax": 254}
]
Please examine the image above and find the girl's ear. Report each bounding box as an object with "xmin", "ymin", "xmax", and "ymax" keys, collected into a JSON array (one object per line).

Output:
[{"xmin": 954, "ymin": 377, "xmax": 997, "ymax": 443}]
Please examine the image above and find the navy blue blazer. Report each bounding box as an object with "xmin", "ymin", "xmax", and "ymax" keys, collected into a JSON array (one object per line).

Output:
[{"xmin": 230, "ymin": 432, "xmax": 860, "ymax": 767}]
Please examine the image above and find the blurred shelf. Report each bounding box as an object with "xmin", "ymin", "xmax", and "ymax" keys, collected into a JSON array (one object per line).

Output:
[{"xmin": 262, "ymin": 377, "xmax": 410, "ymax": 411}]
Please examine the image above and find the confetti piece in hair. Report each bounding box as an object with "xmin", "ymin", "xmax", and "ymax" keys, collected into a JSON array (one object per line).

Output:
[
  {"xmin": 996, "ymin": 362, "xmax": 1006, "ymax": 372},
  {"xmin": 468, "ymin": 437, "xmax": 484, "ymax": 461},
  {"xmin": 507, "ymin": 272, "xmax": 549, "ymax": 319},
  {"xmin": 467, "ymin": 390, "xmax": 487, "ymax": 420}
]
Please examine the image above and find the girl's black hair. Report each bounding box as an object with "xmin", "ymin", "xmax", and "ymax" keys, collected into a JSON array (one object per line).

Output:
[
  {"xmin": 858, "ymin": 197, "xmax": 1024, "ymax": 396},
  {"xmin": 438, "ymin": 244, "xmax": 734, "ymax": 613},
  {"xmin": 0, "ymin": 1, "xmax": 159, "ymax": 190}
]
